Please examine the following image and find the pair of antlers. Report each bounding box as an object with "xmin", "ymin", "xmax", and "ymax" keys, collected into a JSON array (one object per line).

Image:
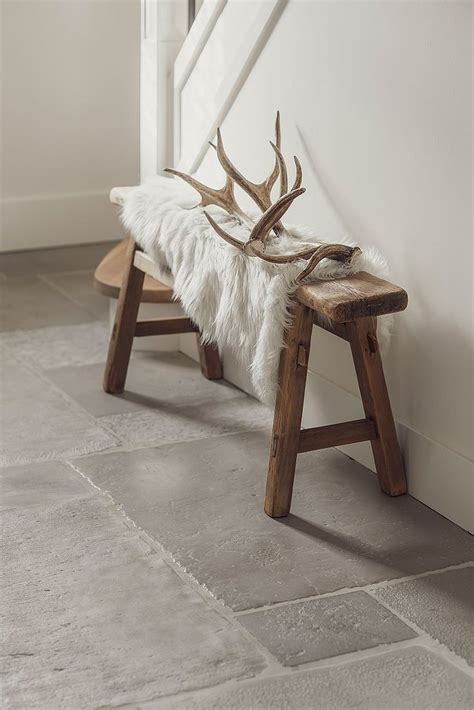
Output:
[{"xmin": 165, "ymin": 113, "xmax": 360, "ymax": 282}]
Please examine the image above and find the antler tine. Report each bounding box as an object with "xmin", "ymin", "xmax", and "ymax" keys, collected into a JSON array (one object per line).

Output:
[
  {"xmin": 164, "ymin": 167, "xmax": 251, "ymax": 227},
  {"xmin": 216, "ymin": 128, "xmax": 268, "ymax": 212},
  {"xmin": 269, "ymin": 141, "xmax": 288, "ymax": 197},
  {"xmin": 270, "ymin": 142, "xmax": 303, "ymax": 196},
  {"xmin": 250, "ymin": 243, "xmax": 360, "ymax": 274},
  {"xmin": 216, "ymin": 114, "xmax": 290, "ymax": 235},
  {"xmin": 164, "ymin": 168, "xmax": 220, "ymax": 208},
  {"xmin": 264, "ymin": 111, "xmax": 281, "ymax": 193},
  {"xmin": 292, "ymin": 156, "xmax": 303, "ymax": 191},
  {"xmin": 203, "ymin": 211, "xmax": 246, "ymax": 251},
  {"xmin": 203, "ymin": 205, "xmax": 360, "ymax": 277},
  {"xmin": 296, "ymin": 244, "xmax": 361, "ymax": 282},
  {"xmin": 246, "ymin": 242, "xmax": 322, "ymax": 263},
  {"xmin": 248, "ymin": 187, "xmax": 306, "ymax": 244},
  {"xmin": 216, "ymin": 112, "xmax": 284, "ymax": 212}
]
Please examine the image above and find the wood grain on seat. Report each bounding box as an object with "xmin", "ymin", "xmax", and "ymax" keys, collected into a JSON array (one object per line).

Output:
[{"xmin": 296, "ymin": 271, "xmax": 408, "ymax": 323}]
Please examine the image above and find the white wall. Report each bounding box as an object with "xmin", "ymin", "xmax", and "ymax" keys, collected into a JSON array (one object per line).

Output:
[
  {"xmin": 175, "ymin": 0, "xmax": 473, "ymax": 531},
  {"xmin": 1, "ymin": 0, "xmax": 141, "ymax": 251}
]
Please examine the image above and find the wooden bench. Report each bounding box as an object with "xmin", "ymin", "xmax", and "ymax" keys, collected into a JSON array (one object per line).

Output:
[{"xmin": 102, "ymin": 238, "xmax": 408, "ymax": 518}]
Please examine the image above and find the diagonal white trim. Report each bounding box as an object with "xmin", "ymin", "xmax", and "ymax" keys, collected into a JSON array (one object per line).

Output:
[
  {"xmin": 173, "ymin": 0, "xmax": 287, "ymax": 172},
  {"xmin": 173, "ymin": 0, "xmax": 227, "ymax": 164},
  {"xmin": 174, "ymin": 0, "xmax": 227, "ymax": 90}
]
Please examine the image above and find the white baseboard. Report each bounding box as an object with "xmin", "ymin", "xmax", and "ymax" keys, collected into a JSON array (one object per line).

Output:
[{"xmin": 1, "ymin": 190, "xmax": 122, "ymax": 252}]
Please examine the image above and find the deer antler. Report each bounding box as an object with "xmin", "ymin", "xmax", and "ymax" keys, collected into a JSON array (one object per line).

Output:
[
  {"xmin": 165, "ymin": 113, "xmax": 360, "ymax": 281},
  {"xmin": 163, "ymin": 170, "xmax": 253, "ymax": 230}
]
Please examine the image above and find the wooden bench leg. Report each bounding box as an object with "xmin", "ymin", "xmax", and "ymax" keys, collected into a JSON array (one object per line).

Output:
[
  {"xmin": 347, "ymin": 317, "xmax": 407, "ymax": 496},
  {"xmin": 103, "ymin": 239, "xmax": 144, "ymax": 394},
  {"xmin": 196, "ymin": 337, "xmax": 223, "ymax": 380},
  {"xmin": 264, "ymin": 302, "xmax": 314, "ymax": 518}
]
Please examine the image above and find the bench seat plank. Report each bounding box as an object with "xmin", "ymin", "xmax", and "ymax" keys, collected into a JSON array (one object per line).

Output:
[
  {"xmin": 94, "ymin": 240, "xmax": 173, "ymax": 304},
  {"xmin": 296, "ymin": 271, "xmax": 408, "ymax": 323}
]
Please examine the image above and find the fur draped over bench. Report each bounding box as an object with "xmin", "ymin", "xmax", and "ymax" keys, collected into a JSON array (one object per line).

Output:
[{"xmin": 113, "ymin": 176, "xmax": 392, "ymax": 404}]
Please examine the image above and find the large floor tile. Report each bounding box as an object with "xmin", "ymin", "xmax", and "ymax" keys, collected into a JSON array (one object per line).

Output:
[
  {"xmin": 98, "ymin": 395, "xmax": 271, "ymax": 447},
  {"xmin": 0, "ymin": 276, "xmax": 96, "ymax": 331},
  {"xmin": 239, "ymin": 591, "xmax": 415, "ymax": 666},
  {"xmin": 73, "ymin": 431, "xmax": 474, "ymax": 610},
  {"xmin": 374, "ymin": 566, "xmax": 474, "ymax": 665},
  {"xmin": 0, "ymin": 242, "xmax": 116, "ymax": 277},
  {"xmin": 46, "ymin": 351, "xmax": 243, "ymax": 417},
  {"xmin": 0, "ymin": 352, "xmax": 117, "ymax": 466},
  {"xmin": 2, "ymin": 492, "xmax": 264, "ymax": 708},
  {"xmin": 1, "ymin": 321, "xmax": 110, "ymax": 370},
  {"xmin": 0, "ymin": 250, "xmax": 38, "ymax": 277},
  {"xmin": 0, "ymin": 461, "xmax": 92, "ymax": 511},
  {"xmin": 41, "ymin": 270, "xmax": 109, "ymax": 319},
  {"xmin": 160, "ymin": 647, "xmax": 474, "ymax": 710}
]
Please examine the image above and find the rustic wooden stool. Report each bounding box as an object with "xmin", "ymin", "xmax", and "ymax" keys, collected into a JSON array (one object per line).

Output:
[{"xmin": 101, "ymin": 237, "xmax": 408, "ymax": 519}]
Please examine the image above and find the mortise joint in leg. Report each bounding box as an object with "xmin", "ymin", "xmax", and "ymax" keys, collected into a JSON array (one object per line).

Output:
[
  {"xmin": 297, "ymin": 344, "xmax": 308, "ymax": 367},
  {"xmin": 367, "ymin": 333, "xmax": 378, "ymax": 355},
  {"xmin": 271, "ymin": 435, "xmax": 279, "ymax": 457}
]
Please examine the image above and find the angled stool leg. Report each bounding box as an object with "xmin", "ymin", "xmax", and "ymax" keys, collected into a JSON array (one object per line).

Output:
[
  {"xmin": 103, "ymin": 239, "xmax": 144, "ymax": 394},
  {"xmin": 347, "ymin": 317, "xmax": 407, "ymax": 496},
  {"xmin": 264, "ymin": 302, "xmax": 314, "ymax": 518},
  {"xmin": 196, "ymin": 336, "xmax": 223, "ymax": 380}
]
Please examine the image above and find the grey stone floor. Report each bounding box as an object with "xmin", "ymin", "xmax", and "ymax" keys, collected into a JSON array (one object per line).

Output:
[{"xmin": 1, "ymin": 243, "xmax": 473, "ymax": 709}]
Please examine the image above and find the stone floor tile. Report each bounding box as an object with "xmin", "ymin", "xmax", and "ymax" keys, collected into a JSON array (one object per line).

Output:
[
  {"xmin": 0, "ymin": 352, "xmax": 117, "ymax": 466},
  {"xmin": 2, "ymin": 493, "xmax": 265, "ymax": 708},
  {"xmin": 0, "ymin": 276, "xmax": 96, "ymax": 331},
  {"xmin": 73, "ymin": 432, "xmax": 474, "ymax": 611},
  {"xmin": 0, "ymin": 250, "xmax": 38, "ymax": 276},
  {"xmin": 238, "ymin": 591, "xmax": 416, "ymax": 665},
  {"xmin": 41, "ymin": 270, "xmax": 109, "ymax": 319},
  {"xmin": 374, "ymin": 566, "xmax": 474, "ymax": 665},
  {"xmin": 32, "ymin": 241, "xmax": 117, "ymax": 273},
  {"xmin": 159, "ymin": 647, "xmax": 474, "ymax": 710},
  {"xmin": 1, "ymin": 321, "xmax": 110, "ymax": 370},
  {"xmin": 98, "ymin": 396, "xmax": 271, "ymax": 447},
  {"xmin": 0, "ymin": 242, "xmax": 116, "ymax": 277},
  {"xmin": 0, "ymin": 461, "xmax": 92, "ymax": 510},
  {"xmin": 46, "ymin": 351, "xmax": 243, "ymax": 417}
]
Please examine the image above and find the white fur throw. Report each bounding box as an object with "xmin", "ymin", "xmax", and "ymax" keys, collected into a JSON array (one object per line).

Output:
[{"xmin": 116, "ymin": 176, "xmax": 391, "ymax": 404}]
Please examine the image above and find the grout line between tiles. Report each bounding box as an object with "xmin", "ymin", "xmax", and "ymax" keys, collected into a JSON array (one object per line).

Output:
[
  {"xmin": 1, "ymin": 333, "xmax": 272, "ymax": 466},
  {"xmin": 38, "ymin": 272, "xmax": 104, "ymax": 318},
  {"xmin": 66, "ymin": 423, "xmax": 272, "ymax": 462},
  {"xmin": 67, "ymin": 459, "xmax": 432, "ymax": 685},
  {"xmin": 66, "ymin": 458, "xmax": 285, "ymax": 677},
  {"xmin": 233, "ymin": 561, "xmax": 474, "ymax": 616},
  {"xmin": 365, "ymin": 588, "xmax": 474, "ymax": 677},
  {"xmin": 65, "ymin": 456, "xmax": 474, "ymax": 710},
  {"xmin": 66, "ymin": 457, "xmax": 474, "ymax": 684},
  {"xmin": 0, "ymin": 350, "xmax": 123, "ymax": 467},
  {"xmin": 112, "ymin": 636, "xmax": 462, "ymax": 710},
  {"xmin": 66, "ymin": 459, "xmax": 473, "ymax": 622}
]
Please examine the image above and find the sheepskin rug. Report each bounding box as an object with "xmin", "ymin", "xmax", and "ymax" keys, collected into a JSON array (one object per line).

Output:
[{"xmin": 115, "ymin": 176, "xmax": 391, "ymax": 404}]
